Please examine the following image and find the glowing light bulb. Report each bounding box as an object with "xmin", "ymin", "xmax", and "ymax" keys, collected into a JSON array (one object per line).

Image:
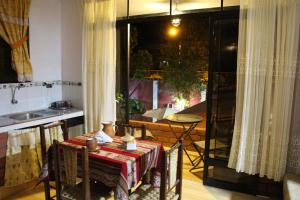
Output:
[{"xmin": 168, "ymin": 27, "xmax": 178, "ymax": 37}]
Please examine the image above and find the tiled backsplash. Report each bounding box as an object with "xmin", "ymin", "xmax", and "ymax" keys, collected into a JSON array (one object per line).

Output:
[
  {"xmin": 0, "ymin": 81, "xmax": 82, "ymax": 116},
  {"xmin": 0, "ymin": 80, "xmax": 81, "ymax": 90}
]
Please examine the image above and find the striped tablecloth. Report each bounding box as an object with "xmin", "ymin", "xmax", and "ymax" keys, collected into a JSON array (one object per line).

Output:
[{"xmin": 63, "ymin": 133, "xmax": 163, "ymax": 200}]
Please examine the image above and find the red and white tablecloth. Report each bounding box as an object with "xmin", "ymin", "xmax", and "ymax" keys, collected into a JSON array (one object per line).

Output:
[{"xmin": 62, "ymin": 133, "xmax": 163, "ymax": 200}]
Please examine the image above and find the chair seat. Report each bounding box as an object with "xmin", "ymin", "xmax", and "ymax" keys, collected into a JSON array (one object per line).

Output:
[
  {"xmin": 194, "ymin": 139, "xmax": 227, "ymax": 150},
  {"xmin": 129, "ymin": 184, "xmax": 179, "ymax": 200},
  {"xmin": 62, "ymin": 183, "xmax": 110, "ymax": 200}
]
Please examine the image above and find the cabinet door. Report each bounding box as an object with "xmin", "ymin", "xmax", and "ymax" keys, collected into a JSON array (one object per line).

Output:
[{"xmin": 0, "ymin": 132, "xmax": 8, "ymax": 186}]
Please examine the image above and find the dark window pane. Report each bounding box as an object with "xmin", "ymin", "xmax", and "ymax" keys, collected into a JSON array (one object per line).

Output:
[{"xmin": 0, "ymin": 37, "xmax": 17, "ymax": 83}]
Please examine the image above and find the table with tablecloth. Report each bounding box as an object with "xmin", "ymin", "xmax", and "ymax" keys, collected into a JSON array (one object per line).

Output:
[{"xmin": 61, "ymin": 133, "xmax": 163, "ymax": 200}]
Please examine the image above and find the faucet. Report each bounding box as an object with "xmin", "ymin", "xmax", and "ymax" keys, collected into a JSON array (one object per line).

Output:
[{"xmin": 11, "ymin": 83, "xmax": 25, "ymax": 104}]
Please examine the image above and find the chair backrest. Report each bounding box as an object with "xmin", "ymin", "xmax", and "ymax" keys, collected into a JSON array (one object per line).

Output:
[
  {"xmin": 53, "ymin": 140, "xmax": 90, "ymax": 200},
  {"xmin": 115, "ymin": 122, "xmax": 147, "ymax": 140},
  {"xmin": 39, "ymin": 120, "xmax": 68, "ymax": 166},
  {"xmin": 160, "ymin": 139, "xmax": 183, "ymax": 200}
]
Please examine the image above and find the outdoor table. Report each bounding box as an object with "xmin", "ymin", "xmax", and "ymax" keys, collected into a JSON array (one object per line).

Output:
[
  {"xmin": 165, "ymin": 113, "xmax": 202, "ymax": 166},
  {"xmin": 61, "ymin": 132, "xmax": 163, "ymax": 200}
]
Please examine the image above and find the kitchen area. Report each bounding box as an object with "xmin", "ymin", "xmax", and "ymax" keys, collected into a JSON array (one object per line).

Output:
[{"xmin": 0, "ymin": 0, "xmax": 84, "ymax": 198}]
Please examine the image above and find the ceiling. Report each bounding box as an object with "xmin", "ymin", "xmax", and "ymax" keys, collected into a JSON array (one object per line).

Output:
[{"xmin": 117, "ymin": 0, "xmax": 240, "ymax": 18}]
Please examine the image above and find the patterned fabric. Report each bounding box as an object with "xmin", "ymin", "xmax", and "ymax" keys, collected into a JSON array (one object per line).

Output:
[
  {"xmin": 62, "ymin": 185, "xmax": 106, "ymax": 200},
  {"xmin": 129, "ymin": 184, "xmax": 179, "ymax": 200},
  {"xmin": 3, "ymin": 126, "xmax": 63, "ymax": 187},
  {"xmin": 4, "ymin": 128, "xmax": 40, "ymax": 187},
  {"xmin": 62, "ymin": 134, "xmax": 163, "ymax": 200},
  {"xmin": 4, "ymin": 145, "xmax": 40, "ymax": 186},
  {"xmin": 0, "ymin": 0, "xmax": 33, "ymax": 82}
]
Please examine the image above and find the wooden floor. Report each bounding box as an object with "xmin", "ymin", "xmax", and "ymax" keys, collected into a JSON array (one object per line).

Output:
[{"xmin": 3, "ymin": 153, "xmax": 267, "ymax": 200}]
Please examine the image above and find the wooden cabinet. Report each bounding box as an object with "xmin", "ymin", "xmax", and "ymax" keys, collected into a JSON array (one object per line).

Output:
[{"xmin": 0, "ymin": 132, "xmax": 8, "ymax": 186}]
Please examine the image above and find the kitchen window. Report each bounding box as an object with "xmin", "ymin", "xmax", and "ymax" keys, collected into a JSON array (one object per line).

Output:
[{"xmin": 0, "ymin": 36, "xmax": 18, "ymax": 83}]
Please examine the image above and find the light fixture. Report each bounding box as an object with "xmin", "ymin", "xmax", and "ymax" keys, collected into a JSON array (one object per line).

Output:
[
  {"xmin": 171, "ymin": 18, "xmax": 181, "ymax": 27},
  {"xmin": 172, "ymin": 0, "xmax": 182, "ymax": 15},
  {"xmin": 170, "ymin": 0, "xmax": 181, "ymax": 27}
]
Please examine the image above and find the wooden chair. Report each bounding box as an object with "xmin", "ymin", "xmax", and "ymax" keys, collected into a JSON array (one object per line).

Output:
[
  {"xmin": 129, "ymin": 139, "xmax": 183, "ymax": 200},
  {"xmin": 53, "ymin": 140, "xmax": 108, "ymax": 200},
  {"xmin": 115, "ymin": 122, "xmax": 154, "ymax": 140},
  {"xmin": 39, "ymin": 120, "xmax": 68, "ymax": 200}
]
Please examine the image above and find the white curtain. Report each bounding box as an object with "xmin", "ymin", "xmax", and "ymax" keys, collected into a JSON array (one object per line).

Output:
[
  {"xmin": 286, "ymin": 45, "xmax": 300, "ymax": 175},
  {"xmin": 82, "ymin": 0, "xmax": 116, "ymax": 132},
  {"xmin": 228, "ymin": 0, "xmax": 300, "ymax": 181}
]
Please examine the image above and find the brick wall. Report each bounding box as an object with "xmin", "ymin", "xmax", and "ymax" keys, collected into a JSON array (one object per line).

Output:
[
  {"xmin": 130, "ymin": 120, "xmax": 206, "ymax": 150},
  {"xmin": 0, "ymin": 133, "xmax": 8, "ymax": 186}
]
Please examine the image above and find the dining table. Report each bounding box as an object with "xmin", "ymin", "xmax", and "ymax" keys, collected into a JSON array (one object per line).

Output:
[{"xmin": 59, "ymin": 132, "xmax": 163, "ymax": 200}]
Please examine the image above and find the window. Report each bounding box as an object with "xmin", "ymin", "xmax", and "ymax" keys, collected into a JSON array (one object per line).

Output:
[
  {"xmin": 0, "ymin": 37, "xmax": 17, "ymax": 83},
  {"xmin": 116, "ymin": 13, "xmax": 209, "ymax": 122}
]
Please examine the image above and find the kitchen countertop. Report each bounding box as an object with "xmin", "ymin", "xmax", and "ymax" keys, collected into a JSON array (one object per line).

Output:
[{"xmin": 0, "ymin": 108, "xmax": 83, "ymax": 133}]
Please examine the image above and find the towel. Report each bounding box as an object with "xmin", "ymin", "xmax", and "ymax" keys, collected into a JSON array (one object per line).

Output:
[{"xmin": 95, "ymin": 131, "xmax": 113, "ymax": 143}]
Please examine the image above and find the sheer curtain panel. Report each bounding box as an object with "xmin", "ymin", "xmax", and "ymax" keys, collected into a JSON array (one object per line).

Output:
[
  {"xmin": 286, "ymin": 43, "xmax": 300, "ymax": 175},
  {"xmin": 82, "ymin": 0, "xmax": 116, "ymax": 132},
  {"xmin": 228, "ymin": 0, "xmax": 300, "ymax": 181}
]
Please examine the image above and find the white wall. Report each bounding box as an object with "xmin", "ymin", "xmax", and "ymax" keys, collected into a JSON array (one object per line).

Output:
[
  {"xmin": 61, "ymin": 0, "xmax": 83, "ymax": 108},
  {"xmin": 30, "ymin": 0, "xmax": 62, "ymax": 81},
  {"xmin": 0, "ymin": 0, "xmax": 62, "ymax": 115}
]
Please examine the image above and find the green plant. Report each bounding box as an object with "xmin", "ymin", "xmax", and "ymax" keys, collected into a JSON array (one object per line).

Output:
[
  {"xmin": 131, "ymin": 50, "xmax": 153, "ymax": 79},
  {"xmin": 128, "ymin": 98, "xmax": 145, "ymax": 115},
  {"xmin": 159, "ymin": 17, "xmax": 209, "ymax": 101},
  {"xmin": 116, "ymin": 92, "xmax": 125, "ymax": 105},
  {"xmin": 160, "ymin": 52, "xmax": 203, "ymax": 100},
  {"xmin": 116, "ymin": 92, "xmax": 145, "ymax": 120}
]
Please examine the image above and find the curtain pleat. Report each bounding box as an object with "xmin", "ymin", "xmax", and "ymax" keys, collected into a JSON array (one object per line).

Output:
[
  {"xmin": 82, "ymin": 0, "xmax": 116, "ymax": 132},
  {"xmin": 228, "ymin": 0, "xmax": 300, "ymax": 181}
]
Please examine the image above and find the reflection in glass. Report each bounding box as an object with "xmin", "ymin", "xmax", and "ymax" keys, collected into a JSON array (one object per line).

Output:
[
  {"xmin": 117, "ymin": 0, "xmax": 240, "ymax": 18},
  {"xmin": 129, "ymin": 0, "xmax": 169, "ymax": 17},
  {"xmin": 177, "ymin": 0, "xmax": 221, "ymax": 12}
]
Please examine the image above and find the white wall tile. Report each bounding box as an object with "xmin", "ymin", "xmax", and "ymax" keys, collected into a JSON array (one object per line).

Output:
[{"xmin": 0, "ymin": 85, "xmax": 63, "ymax": 115}]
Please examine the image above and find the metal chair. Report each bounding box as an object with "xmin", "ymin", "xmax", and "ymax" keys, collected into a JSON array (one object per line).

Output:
[{"xmin": 190, "ymin": 139, "xmax": 227, "ymax": 171}]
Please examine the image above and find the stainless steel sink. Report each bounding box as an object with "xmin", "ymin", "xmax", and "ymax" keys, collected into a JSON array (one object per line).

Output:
[
  {"xmin": 9, "ymin": 112, "xmax": 43, "ymax": 121},
  {"xmin": 33, "ymin": 110, "xmax": 59, "ymax": 116}
]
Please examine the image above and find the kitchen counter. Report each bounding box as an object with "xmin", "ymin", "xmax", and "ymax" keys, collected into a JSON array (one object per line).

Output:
[{"xmin": 0, "ymin": 108, "xmax": 83, "ymax": 133}]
